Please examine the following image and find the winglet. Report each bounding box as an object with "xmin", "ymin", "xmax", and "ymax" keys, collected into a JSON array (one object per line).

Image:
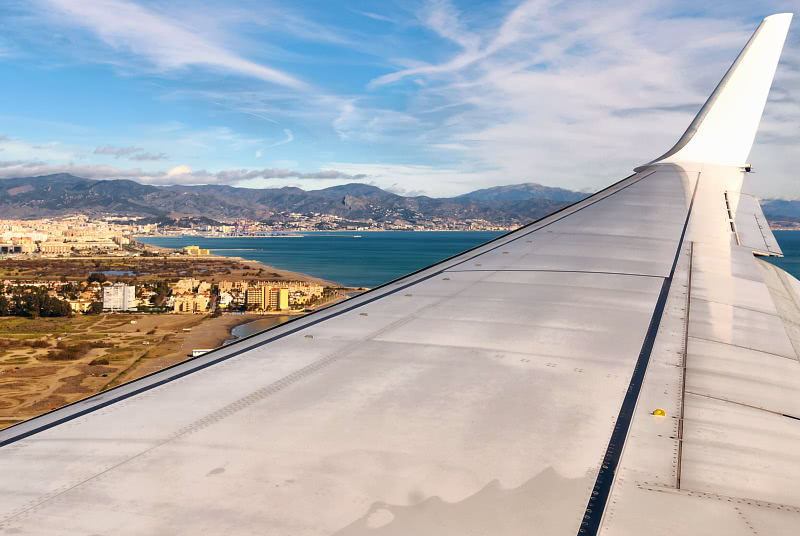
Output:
[{"xmin": 637, "ymin": 13, "xmax": 792, "ymax": 170}]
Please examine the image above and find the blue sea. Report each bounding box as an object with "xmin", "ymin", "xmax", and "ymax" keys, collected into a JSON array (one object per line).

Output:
[
  {"xmin": 767, "ymin": 231, "xmax": 800, "ymax": 278},
  {"xmin": 138, "ymin": 232, "xmax": 504, "ymax": 288},
  {"xmin": 138, "ymin": 230, "xmax": 800, "ymax": 288}
]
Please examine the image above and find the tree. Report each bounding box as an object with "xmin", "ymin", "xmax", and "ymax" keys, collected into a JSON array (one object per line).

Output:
[
  {"xmin": 1, "ymin": 288, "xmax": 71, "ymax": 318},
  {"xmin": 87, "ymin": 272, "xmax": 107, "ymax": 284}
]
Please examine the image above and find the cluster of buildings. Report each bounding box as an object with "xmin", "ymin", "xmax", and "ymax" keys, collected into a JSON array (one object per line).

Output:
[
  {"xmin": 0, "ymin": 217, "xmax": 138, "ymax": 257},
  {"xmin": 163, "ymin": 279, "xmax": 325, "ymax": 314},
  {"xmin": 182, "ymin": 245, "xmax": 210, "ymax": 255},
  {"xmin": 0, "ymin": 215, "xmax": 513, "ymax": 250},
  {"xmin": 144, "ymin": 214, "xmax": 515, "ymax": 237},
  {"xmin": 1, "ymin": 279, "xmax": 105, "ymax": 314},
  {"xmin": 0, "ymin": 276, "xmax": 327, "ymax": 317},
  {"xmin": 218, "ymin": 280, "xmax": 323, "ymax": 312},
  {"xmin": 166, "ymin": 279, "xmax": 211, "ymax": 314}
]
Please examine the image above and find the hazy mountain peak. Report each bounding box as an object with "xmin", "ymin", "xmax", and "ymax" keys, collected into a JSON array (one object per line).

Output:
[{"xmin": 457, "ymin": 183, "xmax": 589, "ymax": 203}]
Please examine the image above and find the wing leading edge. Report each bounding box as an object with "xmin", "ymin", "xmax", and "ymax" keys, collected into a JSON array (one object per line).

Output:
[{"xmin": 0, "ymin": 13, "xmax": 797, "ymax": 536}]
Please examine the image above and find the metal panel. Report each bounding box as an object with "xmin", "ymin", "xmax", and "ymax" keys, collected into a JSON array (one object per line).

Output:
[
  {"xmin": 0, "ymin": 273, "xmax": 661, "ymax": 534},
  {"xmin": 686, "ymin": 336, "xmax": 800, "ymax": 416},
  {"xmin": 680, "ymin": 393, "xmax": 800, "ymax": 506},
  {"xmin": 688, "ymin": 297, "xmax": 796, "ymax": 359},
  {"xmin": 756, "ymin": 259, "xmax": 800, "ymax": 360},
  {"xmin": 602, "ymin": 155, "xmax": 800, "ymax": 535},
  {"xmin": 729, "ymin": 190, "xmax": 783, "ymax": 256},
  {"xmin": 0, "ymin": 168, "xmax": 692, "ymax": 535}
]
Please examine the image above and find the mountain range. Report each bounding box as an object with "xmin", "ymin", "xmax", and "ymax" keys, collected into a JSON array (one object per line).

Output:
[{"xmin": 0, "ymin": 173, "xmax": 796, "ymax": 226}]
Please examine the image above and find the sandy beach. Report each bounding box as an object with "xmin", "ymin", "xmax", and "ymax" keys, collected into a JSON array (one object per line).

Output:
[
  {"xmin": 226, "ymin": 256, "xmax": 338, "ymax": 287},
  {"xmin": 122, "ymin": 314, "xmax": 265, "ymax": 381}
]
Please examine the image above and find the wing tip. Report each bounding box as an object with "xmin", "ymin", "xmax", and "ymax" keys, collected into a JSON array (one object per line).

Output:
[
  {"xmin": 764, "ymin": 13, "xmax": 793, "ymax": 22},
  {"xmin": 636, "ymin": 13, "xmax": 792, "ymax": 171}
]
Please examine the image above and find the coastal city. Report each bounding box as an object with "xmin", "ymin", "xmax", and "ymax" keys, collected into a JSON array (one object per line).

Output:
[
  {"xmin": 0, "ymin": 214, "xmax": 514, "ymax": 254},
  {"xmin": 0, "ymin": 214, "xmax": 350, "ymax": 427},
  {"xmin": 0, "ymin": 215, "xmax": 339, "ymax": 315},
  {"xmin": 0, "ymin": 3, "xmax": 799, "ymax": 533}
]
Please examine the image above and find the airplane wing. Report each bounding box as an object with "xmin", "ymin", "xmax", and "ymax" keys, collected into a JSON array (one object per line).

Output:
[{"xmin": 0, "ymin": 13, "xmax": 796, "ymax": 536}]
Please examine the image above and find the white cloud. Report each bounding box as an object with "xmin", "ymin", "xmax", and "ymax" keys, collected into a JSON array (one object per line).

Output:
[
  {"xmin": 42, "ymin": 0, "xmax": 309, "ymax": 89},
  {"xmin": 129, "ymin": 152, "xmax": 168, "ymax": 161},
  {"xmin": 270, "ymin": 129, "xmax": 294, "ymax": 147},
  {"xmin": 365, "ymin": 0, "xmax": 800, "ymax": 196},
  {"xmin": 333, "ymin": 101, "xmax": 421, "ymax": 141},
  {"xmin": 166, "ymin": 164, "xmax": 192, "ymax": 177},
  {"xmin": 0, "ymin": 160, "xmax": 367, "ymax": 186},
  {"xmin": 323, "ymin": 162, "xmax": 487, "ymax": 197},
  {"xmin": 253, "ymin": 129, "xmax": 294, "ymax": 159},
  {"xmin": 94, "ymin": 145, "xmax": 169, "ymax": 161},
  {"xmin": 7, "ymin": 1, "xmax": 799, "ymax": 199},
  {"xmin": 351, "ymin": 9, "xmax": 394, "ymax": 23},
  {"xmin": 0, "ymin": 138, "xmax": 75, "ymax": 162},
  {"xmin": 94, "ymin": 145, "xmax": 142, "ymax": 158}
]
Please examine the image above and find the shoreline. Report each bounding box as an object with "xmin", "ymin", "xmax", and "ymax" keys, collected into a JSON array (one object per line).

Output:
[
  {"xmin": 224, "ymin": 256, "xmax": 339, "ymax": 287},
  {"xmin": 136, "ymin": 229, "xmax": 512, "ymax": 237},
  {"xmin": 121, "ymin": 313, "xmax": 266, "ymax": 383},
  {"xmin": 134, "ymin": 237, "xmax": 341, "ymax": 288}
]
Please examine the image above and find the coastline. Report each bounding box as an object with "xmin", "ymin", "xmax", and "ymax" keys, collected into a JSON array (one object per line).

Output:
[
  {"xmin": 134, "ymin": 231, "xmax": 506, "ymax": 289},
  {"xmin": 223, "ymin": 256, "xmax": 339, "ymax": 287},
  {"xmin": 121, "ymin": 313, "xmax": 266, "ymax": 383},
  {"xmin": 135, "ymin": 237, "xmax": 341, "ymax": 288}
]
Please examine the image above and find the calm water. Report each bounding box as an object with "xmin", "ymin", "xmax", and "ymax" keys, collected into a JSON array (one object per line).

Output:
[
  {"xmin": 138, "ymin": 230, "xmax": 800, "ymax": 288},
  {"xmin": 230, "ymin": 316, "xmax": 291, "ymax": 340},
  {"xmin": 138, "ymin": 231, "xmax": 504, "ymax": 287},
  {"xmin": 767, "ymin": 231, "xmax": 800, "ymax": 279}
]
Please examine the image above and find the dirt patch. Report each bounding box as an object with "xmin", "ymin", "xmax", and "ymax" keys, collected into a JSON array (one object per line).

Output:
[
  {"xmin": 0, "ymin": 381, "xmax": 28, "ymax": 392},
  {"xmin": 0, "ymin": 312, "xmax": 280, "ymax": 428},
  {"xmin": 3, "ymin": 366, "xmax": 59, "ymax": 378},
  {"xmin": 26, "ymin": 395, "xmax": 68, "ymax": 413},
  {"xmin": 52, "ymin": 366, "xmax": 117, "ymax": 396}
]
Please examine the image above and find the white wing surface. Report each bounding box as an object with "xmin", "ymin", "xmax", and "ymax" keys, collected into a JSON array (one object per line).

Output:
[{"xmin": 0, "ymin": 13, "xmax": 796, "ymax": 536}]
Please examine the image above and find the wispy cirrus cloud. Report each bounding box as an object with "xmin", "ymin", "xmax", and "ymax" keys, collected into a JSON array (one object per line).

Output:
[
  {"xmin": 94, "ymin": 145, "xmax": 169, "ymax": 161},
  {"xmin": 2, "ymin": 1, "xmax": 798, "ymax": 199},
  {"xmin": 94, "ymin": 145, "xmax": 142, "ymax": 158},
  {"xmin": 269, "ymin": 129, "xmax": 294, "ymax": 147},
  {"xmin": 130, "ymin": 152, "xmax": 169, "ymax": 161},
  {"xmin": 363, "ymin": 0, "xmax": 800, "ymax": 196},
  {"xmin": 41, "ymin": 0, "xmax": 309, "ymax": 89},
  {"xmin": 351, "ymin": 9, "xmax": 395, "ymax": 23},
  {"xmin": 254, "ymin": 129, "xmax": 294, "ymax": 158}
]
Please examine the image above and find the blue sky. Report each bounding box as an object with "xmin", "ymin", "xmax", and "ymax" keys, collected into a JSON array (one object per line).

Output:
[{"xmin": 0, "ymin": 0, "xmax": 798, "ymax": 197}]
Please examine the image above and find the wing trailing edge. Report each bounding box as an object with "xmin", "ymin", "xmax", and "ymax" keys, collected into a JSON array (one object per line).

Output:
[{"xmin": 638, "ymin": 13, "xmax": 792, "ymax": 170}]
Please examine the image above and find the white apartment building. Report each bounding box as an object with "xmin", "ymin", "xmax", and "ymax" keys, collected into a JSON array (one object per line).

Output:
[{"xmin": 103, "ymin": 283, "xmax": 136, "ymax": 312}]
